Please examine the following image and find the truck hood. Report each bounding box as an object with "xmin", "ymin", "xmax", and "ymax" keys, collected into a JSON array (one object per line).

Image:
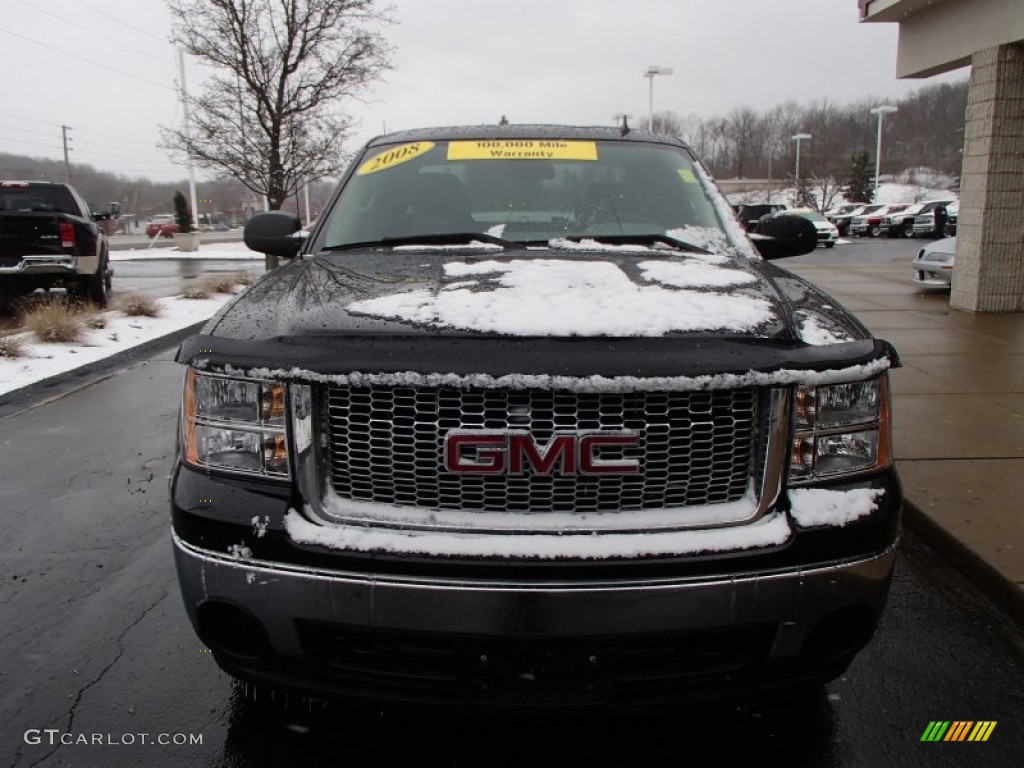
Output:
[
  {"xmin": 180, "ymin": 246, "xmax": 891, "ymax": 381},
  {"xmin": 205, "ymin": 247, "xmax": 823, "ymax": 341}
]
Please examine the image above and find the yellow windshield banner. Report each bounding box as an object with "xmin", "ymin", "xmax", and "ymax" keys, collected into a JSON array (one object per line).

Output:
[
  {"xmin": 447, "ymin": 140, "xmax": 598, "ymax": 161},
  {"xmin": 357, "ymin": 142, "xmax": 435, "ymax": 175}
]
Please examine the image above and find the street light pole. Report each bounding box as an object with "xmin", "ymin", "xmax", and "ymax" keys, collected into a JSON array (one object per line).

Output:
[
  {"xmin": 643, "ymin": 66, "xmax": 673, "ymax": 131},
  {"xmin": 792, "ymin": 132, "xmax": 811, "ymax": 181},
  {"xmin": 870, "ymin": 105, "xmax": 898, "ymax": 198}
]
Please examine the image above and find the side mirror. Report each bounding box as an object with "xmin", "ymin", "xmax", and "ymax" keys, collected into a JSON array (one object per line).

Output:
[
  {"xmin": 244, "ymin": 211, "xmax": 304, "ymax": 259},
  {"xmin": 751, "ymin": 214, "xmax": 818, "ymax": 260}
]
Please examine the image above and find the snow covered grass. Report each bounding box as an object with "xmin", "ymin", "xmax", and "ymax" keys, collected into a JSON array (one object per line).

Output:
[
  {"xmin": 110, "ymin": 241, "xmax": 262, "ymax": 262},
  {"xmin": 0, "ymin": 292, "xmax": 239, "ymax": 397},
  {"xmin": 727, "ymin": 179, "xmax": 957, "ymax": 209}
]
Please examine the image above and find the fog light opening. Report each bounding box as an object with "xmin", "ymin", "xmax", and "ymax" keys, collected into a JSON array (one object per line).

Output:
[
  {"xmin": 196, "ymin": 600, "xmax": 269, "ymax": 660},
  {"xmin": 802, "ymin": 604, "xmax": 877, "ymax": 661}
]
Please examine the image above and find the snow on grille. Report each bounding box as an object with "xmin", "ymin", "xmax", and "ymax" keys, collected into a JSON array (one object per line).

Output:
[{"xmin": 323, "ymin": 386, "xmax": 763, "ymax": 514}]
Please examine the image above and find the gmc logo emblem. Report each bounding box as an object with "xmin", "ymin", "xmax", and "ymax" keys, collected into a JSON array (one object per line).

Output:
[{"xmin": 444, "ymin": 431, "xmax": 640, "ymax": 476}]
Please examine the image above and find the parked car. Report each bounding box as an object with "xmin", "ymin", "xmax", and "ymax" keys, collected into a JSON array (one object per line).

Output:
[
  {"xmin": 0, "ymin": 180, "xmax": 113, "ymax": 305},
  {"xmin": 146, "ymin": 214, "xmax": 178, "ymax": 239},
  {"xmin": 824, "ymin": 202, "xmax": 867, "ymax": 220},
  {"xmin": 912, "ymin": 200, "xmax": 956, "ymax": 238},
  {"xmin": 943, "ymin": 200, "xmax": 959, "ymax": 237},
  {"xmin": 778, "ymin": 208, "xmax": 839, "ymax": 247},
  {"xmin": 880, "ymin": 203, "xmax": 925, "ymax": 238},
  {"xmin": 825, "ymin": 202, "xmax": 868, "ymax": 235},
  {"xmin": 849, "ymin": 204, "xmax": 909, "ymax": 238},
  {"xmin": 735, "ymin": 203, "xmax": 787, "ymax": 232},
  {"xmin": 831, "ymin": 204, "xmax": 885, "ymax": 237},
  {"xmin": 172, "ymin": 125, "xmax": 901, "ymax": 709},
  {"xmin": 912, "ymin": 236, "xmax": 956, "ymax": 287}
]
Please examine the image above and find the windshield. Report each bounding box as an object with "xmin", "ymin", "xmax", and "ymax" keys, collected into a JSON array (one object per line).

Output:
[{"xmin": 317, "ymin": 139, "xmax": 733, "ymax": 250}]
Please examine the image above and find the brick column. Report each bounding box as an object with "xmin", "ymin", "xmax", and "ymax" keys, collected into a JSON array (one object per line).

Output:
[{"xmin": 952, "ymin": 43, "xmax": 1024, "ymax": 313}]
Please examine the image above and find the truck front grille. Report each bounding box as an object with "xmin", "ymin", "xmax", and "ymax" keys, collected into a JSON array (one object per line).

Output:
[{"xmin": 322, "ymin": 386, "xmax": 764, "ymax": 514}]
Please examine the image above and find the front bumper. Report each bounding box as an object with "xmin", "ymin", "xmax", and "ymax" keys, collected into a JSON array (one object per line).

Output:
[
  {"xmin": 175, "ymin": 532, "xmax": 896, "ymax": 706},
  {"xmin": 173, "ymin": 459, "xmax": 901, "ymax": 706},
  {"xmin": 912, "ymin": 259, "xmax": 953, "ymax": 286}
]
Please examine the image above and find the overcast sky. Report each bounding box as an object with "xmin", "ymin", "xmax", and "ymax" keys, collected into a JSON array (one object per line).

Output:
[{"xmin": 1, "ymin": 0, "xmax": 968, "ymax": 183}]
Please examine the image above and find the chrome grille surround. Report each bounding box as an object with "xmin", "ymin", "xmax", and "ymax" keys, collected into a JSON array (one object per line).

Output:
[{"xmin": 296, "ymin": 385, "xmax": 789, "ymax": 531}]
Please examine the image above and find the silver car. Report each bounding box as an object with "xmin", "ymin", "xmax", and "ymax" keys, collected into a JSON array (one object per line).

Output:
[{"xmin": 912, "ymin": 236, "xmax": 956, "ymax": 286}]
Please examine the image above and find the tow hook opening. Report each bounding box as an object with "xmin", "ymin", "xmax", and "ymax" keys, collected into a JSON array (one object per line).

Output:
[{"xmin": 196, "ymin": 600, "xmax": 269, "ymax": 660}]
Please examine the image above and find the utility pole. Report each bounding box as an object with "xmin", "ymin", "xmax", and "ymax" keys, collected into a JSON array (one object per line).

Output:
[
  {"xmin": 303, "ymin": 181, "xmax": 311, "ymax": 228},
  {"xmin": 61, "ymin": 125, "xmax": 72, "ymax": 183},
  {"xmin": 177, "ymin": 48, "xmax": 199, "ymax": 230}
]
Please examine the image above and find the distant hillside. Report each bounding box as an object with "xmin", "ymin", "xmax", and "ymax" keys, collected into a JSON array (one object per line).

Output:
[{"xmin": 0, "ymin": 153, "xmax": 334, "ymax": 222}]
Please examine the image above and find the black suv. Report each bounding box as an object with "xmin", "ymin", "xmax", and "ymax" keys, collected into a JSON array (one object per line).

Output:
[
  {"xmin": 735, "ymin": 203, "xmax": 787, "ymax": 232},
  {"xmin": 171, "ymin": 126, "xmax": 901, "ymax": 708}
]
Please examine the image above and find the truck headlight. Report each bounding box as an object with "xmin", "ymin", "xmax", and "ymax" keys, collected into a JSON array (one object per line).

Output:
[
  {"xmin": 181, "ymin": 369, "xmax": 290, "ymax": 478},
  {"xmin": 790, "ymin": 374, "xmax": 891, "ymax": 482}
]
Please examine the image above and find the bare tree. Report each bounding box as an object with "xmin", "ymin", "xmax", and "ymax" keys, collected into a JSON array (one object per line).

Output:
[
  {"xmin": 161, "ymin": 0, "xmax": 393, "ymax": 210},
  {"xmin": 791, "ymin": 173, "xmax": 847, "ymax": 212}
]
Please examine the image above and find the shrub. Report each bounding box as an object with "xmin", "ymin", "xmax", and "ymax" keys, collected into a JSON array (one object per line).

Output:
[
  {"xmin": 117, "ymin": 292, "xmax": 160, "ymax": 317},
  {"xmin": 231, "ymin": 270, "xmax": 254, "ymax": 287},
  {"xmin": 21, "ymin": 299, "xmax": 83, "ymax": 343},
  {"xmin": 181, "ymin": 283, "xmax": 212, "ymax": 300},
  {"xmin": 206, "ymin": 275, "xmax": 240, "ymax": 294},
  {"xmin": 0, "ymin": 335, "xmax": 25, "ymax": 358}
]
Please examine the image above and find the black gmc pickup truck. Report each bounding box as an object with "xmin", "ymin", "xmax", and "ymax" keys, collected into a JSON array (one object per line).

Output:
[
  {"xmin": 0, "ymin": 180, "xmax": 114, "ymax": 305},
  {"xmin": 171, "ymin": 125, "xmax": 901, "ymax": 708}
]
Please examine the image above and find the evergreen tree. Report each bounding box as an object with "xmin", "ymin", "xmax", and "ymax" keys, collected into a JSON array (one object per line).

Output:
[
  {"xmin": 844, "ymin": 150, "xmax": 875, "ymax": 203},
  {"xmin": 173, "ymin": 191, "xmax": 193, "ymax": 233}
]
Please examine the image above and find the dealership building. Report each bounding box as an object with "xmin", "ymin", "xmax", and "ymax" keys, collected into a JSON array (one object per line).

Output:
[{"xmin": 861, "ymin": 0, "xmax": 1024, "ymax": 312}]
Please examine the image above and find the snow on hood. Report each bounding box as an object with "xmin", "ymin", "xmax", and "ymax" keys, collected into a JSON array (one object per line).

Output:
[
  {"xmin": 794, "ymin": 309, "xmax": 856, "ymax": 346},
  {"xmin": 346, "ymin": 258, "xmax": 773, "ymax": 336}
]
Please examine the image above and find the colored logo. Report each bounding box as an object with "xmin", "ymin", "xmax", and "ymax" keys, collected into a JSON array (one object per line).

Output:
[{"xmin": 920, "ymin": 721, "xmax": 997, "ymax": 742}]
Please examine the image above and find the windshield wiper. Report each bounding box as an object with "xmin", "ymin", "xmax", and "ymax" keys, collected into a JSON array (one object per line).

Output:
[
  {"xmin": 322, "ymin": 232, "xmax": 520, "ymax": 252},
  {"xmin": 551, "ymin": 234, "xmax": 711, "ymax": 254}
]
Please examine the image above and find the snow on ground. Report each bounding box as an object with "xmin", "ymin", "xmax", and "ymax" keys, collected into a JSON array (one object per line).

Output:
[
  {"xmin": 0, "ymin": 293, "xmax": 236, "ymax": 397},
  {"xmin": 727, "ymin": 180, "xmax": 957, "ymax": 208},
  {"xmin": 110, "ymin": 240, "xmax": 262, "ymax": 261},
  {"xmin": 1, "ymin": 241, "xmax": 263, "ymax": 398}
]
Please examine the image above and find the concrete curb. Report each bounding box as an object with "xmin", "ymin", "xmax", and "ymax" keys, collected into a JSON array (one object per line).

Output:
[
  {"xmin": 902, "ymin": 500, "xmax": 1024, "ymax": 627},
  {"xmin": 0, "ymin": 322, "xmax": 206, "ymax": 420}
]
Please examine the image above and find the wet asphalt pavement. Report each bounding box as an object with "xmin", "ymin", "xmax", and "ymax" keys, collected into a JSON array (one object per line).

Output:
[{"xmin": 1, "ymin": 245, "xmax": 1023, "ymax": 767}]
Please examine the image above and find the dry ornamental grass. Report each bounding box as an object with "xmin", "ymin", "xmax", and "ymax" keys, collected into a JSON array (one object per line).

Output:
[
  {"xmin": 21, "ymin": 299, "xmax": 84, "ymax": 343},
  {"xmin": 0, "ymin": 335, "xmax": 25, "ymax": 358},
  {"xmin": 181, "ymin": 284, "xmax": 212, "ymax": 300},
  {"xmin": 116, "ymin": 292, "xmax": 160, "ymax": 318}
]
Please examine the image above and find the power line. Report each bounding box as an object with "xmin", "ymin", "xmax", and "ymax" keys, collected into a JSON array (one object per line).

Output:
[
  {"xmin": 0, "ymin": 136, "xmax": 64, "ymax": 151},
  {"xmin": 0, "ymin": 111, "xmax": 59, "ymax": 128},
  {"xmin": 70, "ymin": 0, "xmax": 170, "ymax": 43},
  {"xmin": 0, "ymin": 28, "xmax": 173, "ymax": 91},
  {"xmin": 0, "ymin": 114, "xmax": 165, "ymax": 150},
  {"xmin": 17, "ymin": 0, "xmax": 172, "ymax": 65}
]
